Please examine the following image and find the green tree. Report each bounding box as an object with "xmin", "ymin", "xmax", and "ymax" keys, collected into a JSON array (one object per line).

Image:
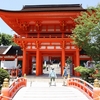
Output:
[
  {"xmin": 0, "ymin": 68, "xmax": 10, "ymax": 89},
  {"xmin": 72, "ymin": 4, "xmax": 100, "ymax": 61},
  {"xmin": 0, "ymin": 33, "xmax": 17, "ymax": 46},
  {"xmin": 74, "ymin": 66, "xmax": 95, "ymax": 82}
]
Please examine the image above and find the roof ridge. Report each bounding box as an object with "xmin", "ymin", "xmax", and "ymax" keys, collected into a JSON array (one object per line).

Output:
[
  {"xmin": 23, "ymin": 4, "xmax": 82, "ymax": 7},
  {"xmin": 22, "ymin": 4, "xmax": 83, "ymax": 10}
]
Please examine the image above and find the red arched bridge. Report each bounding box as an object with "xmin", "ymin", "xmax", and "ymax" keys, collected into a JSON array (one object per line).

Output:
[{"xmin": 0, "ymin": 77, "xmax": 99, "ymax": 100}]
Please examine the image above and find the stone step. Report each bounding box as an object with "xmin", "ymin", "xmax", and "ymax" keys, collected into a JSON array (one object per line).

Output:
[{"xmin": 12, "ymin": 82, "xmax": 89, "ymax": 100}]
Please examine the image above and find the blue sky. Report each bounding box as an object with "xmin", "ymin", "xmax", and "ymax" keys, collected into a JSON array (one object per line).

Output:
[{"xmin": 0, "ymin": 0, "xmax": 100, "ymax": 35}]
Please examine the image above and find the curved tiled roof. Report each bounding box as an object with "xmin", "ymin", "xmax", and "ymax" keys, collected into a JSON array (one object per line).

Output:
[
  {"xmin": 0, "ymin": 45, "xmax": 22, "ymax": 55},
  {"xmin": 0, "ymin": 4, "xmax": 86, "ymax": 13},
  {"xmin": 6, "ymin": 46, "xmax": 22, "ymax": 55},
  {"xmin": 21, "ymin": 4, "xmax": 85, "ymax": 11},
  {"xmin": 0, "ymin": 46, "xmax": 9, "ymax": 54}
]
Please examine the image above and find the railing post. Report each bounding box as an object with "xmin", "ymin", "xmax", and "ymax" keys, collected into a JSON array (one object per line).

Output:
[
  {"xmin": 24, "ymin": 73, "xmax": 26, "ymax": 78},
  {"xmin": 1, "ymin": 78, "xmax": 9, "ymax": 100},
  {"xmin": 24, "ymin": 73, "xmax": 27, "ymax": 86},
  {"xmin": 93, "ymin": 79, "xmax": 100, "ymax": 100}
]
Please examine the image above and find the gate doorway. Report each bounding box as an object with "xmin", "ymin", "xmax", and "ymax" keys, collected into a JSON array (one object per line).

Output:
[{"xmin": 28, "ymin": 51, "xmax": 75, "ymax": 77}]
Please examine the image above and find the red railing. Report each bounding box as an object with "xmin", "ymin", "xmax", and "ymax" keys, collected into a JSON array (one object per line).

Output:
[
  {"xmin": 67, "ymin": 78, "xmax": 93, "ymax": 100},
  {"xmin": 0, "ymin": 77, "xmax": 27, "ymax": 100},
  {"xmin": 0, "ymin": 77, "xmax": 100, "ymax": 100}
]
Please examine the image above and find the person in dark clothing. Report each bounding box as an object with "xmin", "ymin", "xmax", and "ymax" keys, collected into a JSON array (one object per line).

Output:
[{"xmin": 18, "ymin": 68, "xmax": 22, "ymax": 77}]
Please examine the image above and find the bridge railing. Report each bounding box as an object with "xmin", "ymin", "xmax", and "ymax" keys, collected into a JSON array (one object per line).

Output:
[
  {"xmin": 0, "ymin": 77, "xmax": 27, "ymax": 100},
  {"xmin": 67, "ymin": 78, "xmax": 93, "ymax": 100}
]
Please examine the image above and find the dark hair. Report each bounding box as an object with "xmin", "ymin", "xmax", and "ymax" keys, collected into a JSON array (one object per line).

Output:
[{"xmin": 52, "ymin": 68, "xmax": 54, "ymax": 70}]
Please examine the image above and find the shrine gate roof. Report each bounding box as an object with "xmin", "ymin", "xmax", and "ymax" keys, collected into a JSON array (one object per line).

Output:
[
  {"xmin": 0, "ymin": 4, "xmax": 86, "ymax": 36},
  {"xmin": 21, "ymin": 4, "xmax": 85, "ymax": 11}
]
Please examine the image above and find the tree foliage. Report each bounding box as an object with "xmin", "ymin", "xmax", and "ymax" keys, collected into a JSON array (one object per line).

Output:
[
  {"xmin": 74, "ymin": 66, "xmax": 95, "ymax": 82},
  {"xmin": 0, "ymin": 68, "xmax": 10, "ymax": 87},
  {"xmin": 72, "ymin": 4, "xmax": 100, "ymax": 61},
  {"xmin": 0, "ymin": 33, "xmax": 17, "ymax": 46}
]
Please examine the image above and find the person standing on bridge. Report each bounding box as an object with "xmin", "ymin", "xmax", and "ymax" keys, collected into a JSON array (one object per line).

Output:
[
  {"xmin": 62, "ymin": 67, "xmax": 68, "ymax": 86},
  {"xmin": 49, "ymin": 67, "xmax": 57, "ymax": 86}
]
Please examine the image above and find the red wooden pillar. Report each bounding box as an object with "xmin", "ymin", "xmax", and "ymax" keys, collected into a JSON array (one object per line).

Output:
[
  {"xmin": 22, "ymin": 48, "xmax": 26, "ymax": 75},
  {"xmin": 39, "ymin": 52, "xmax": 41, "ymax": 74},
  {"xmin": 61, "ymin": 41, "xmax": 65, "ymax": 75},
  {"xmin": 49, "ymin": 56, "xmax": 51, "ymax": 61},
  {"xmin": 76, "ymin": 48, "xmax": 80, "ymax": 66},
  {"xmin": 39, "ymin": 53, "xmax": 43, "ymax": 75},
  {"xmin": 71, "ymin": 55, "xmax": 74, "ymax": 76},
  {"xmin": 39, "ymin": 54, "xmax": 41, "ymax": 75},
  {"xmin": 25, "ymin": 53, "xmax": 28, "ymax": 75},
  {"xmin": 36, "ymin": 49, "xmax": 39, "ymax": 76},
  {"xmin": 36, "ymin": 41, "xmax": 40, "ymax": 76},
  {"xmin": 75, "ymin": 48, "xmax": 80, "ymax": 76},
  {"xmin": 26, "ymin": 52, "xmax": 30, "ymax": 74},
  {"xmin": 41, "ymin": 56, "xmax": 43, "ymax": 74},
  {"xmin": 72, "ymin": 54, "xmax": 75, "ymax": 76},
  {"xmin": 29, "ymin": 55, "xmax": 32, "ymax": 74}
]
